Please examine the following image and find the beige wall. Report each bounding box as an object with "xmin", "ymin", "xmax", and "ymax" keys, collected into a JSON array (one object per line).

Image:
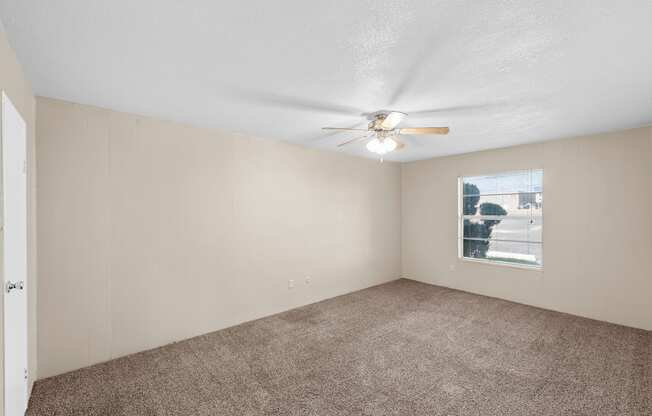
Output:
[
  {"xmin": 35, "ymin": 97, "xmax": 402, "ymax": 378},
  {"xmin": 402, "ymin": 127, "xmax": 652, "ymax": 331},
  {"xmin": 0, "ymin": 28, "xmax": 38, "ymax": 409}
]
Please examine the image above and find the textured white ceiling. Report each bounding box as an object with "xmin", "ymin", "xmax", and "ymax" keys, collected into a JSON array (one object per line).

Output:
[{"xmin": 1, "ymin": 1, "xmax": 651, "ymax": 161}]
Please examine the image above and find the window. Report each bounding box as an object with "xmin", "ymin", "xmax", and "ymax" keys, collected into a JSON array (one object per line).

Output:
[{"xmin": 458, "ymin": 169, "xmax": 543, "ymax": 268}]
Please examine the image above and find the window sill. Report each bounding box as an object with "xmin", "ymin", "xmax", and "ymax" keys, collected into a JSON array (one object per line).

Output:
[{"xmin": 460, "ymin": 257, "xmax": 543, "ymax": 271}]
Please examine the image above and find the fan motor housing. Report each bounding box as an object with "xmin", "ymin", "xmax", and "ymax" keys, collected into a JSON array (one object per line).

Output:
[{"xmin": 369, "ymin": 113, "xmax": 389, "ymax": 131}]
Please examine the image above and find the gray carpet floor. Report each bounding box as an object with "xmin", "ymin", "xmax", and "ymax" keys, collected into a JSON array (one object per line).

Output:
[{"xmin": 29, "ymin": 279, "xmax": 651, "ymax": 415}]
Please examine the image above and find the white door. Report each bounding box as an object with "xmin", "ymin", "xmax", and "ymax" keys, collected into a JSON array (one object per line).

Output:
[{"xmin": 2, "ymin": 92, "xmax": 28, "ymax": 416}]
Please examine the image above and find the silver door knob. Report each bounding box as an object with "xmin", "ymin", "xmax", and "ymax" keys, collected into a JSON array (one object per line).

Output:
[{"xmin": 5, "ymin": 280, "xmax": 24, "ymax": 293}]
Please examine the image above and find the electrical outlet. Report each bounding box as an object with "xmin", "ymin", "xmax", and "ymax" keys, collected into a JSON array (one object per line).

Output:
[
  {"xmin": 305, "ymin": 276, "xmax": 311, "ymax": 284},
  {"xmin": 449, "ymin": 264, "xmax": 456, "ymax": 272},
  {"xmin": 288, "ymin": 279, "xmax": 295, "ymax": 289}
]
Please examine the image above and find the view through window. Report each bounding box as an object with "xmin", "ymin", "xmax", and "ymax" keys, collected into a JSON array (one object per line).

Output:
[{"xmin": 459, "ymin": 169, "xmax": 543, "ymax": 267}]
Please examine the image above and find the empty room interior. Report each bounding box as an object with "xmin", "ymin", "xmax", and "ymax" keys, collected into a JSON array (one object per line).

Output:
[{"xmin": 0, "ymin": 1, "xmax": 651, "ymax": 415}]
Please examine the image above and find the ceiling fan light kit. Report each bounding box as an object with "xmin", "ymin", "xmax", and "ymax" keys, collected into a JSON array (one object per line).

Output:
[
  {"xmin": 322, "ymin": 111, "xmax": 449, "ymax": 160},
  {"xmin": 366, "ymin": 137, "xmax": 398, "ymax": 154}
]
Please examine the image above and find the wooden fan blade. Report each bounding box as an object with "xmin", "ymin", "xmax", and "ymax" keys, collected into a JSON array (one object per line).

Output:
[
  {"xmin": 322, "ymin": 127, "xmax": 368, "ymax": 131},
  {"xmin": 398, "ymin": 127, "xmax": 449, "ymax": 135},
  {"xmin": 337, "ymin": 134, "xmax": 370, "ymax": 147},
  {"xmin": 393, "ymin": 138, "xmax": 406, "ymax": 150}
]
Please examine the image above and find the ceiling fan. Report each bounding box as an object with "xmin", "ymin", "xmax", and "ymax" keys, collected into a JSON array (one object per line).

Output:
[{"xmin": 322, "ymin": 111, "xmax": 449, "ymax": 160}]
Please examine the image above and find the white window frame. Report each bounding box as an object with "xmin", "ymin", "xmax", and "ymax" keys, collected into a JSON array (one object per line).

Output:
[{"xmin": 457, "ymin": 169, "xmax": 543, "ymax": 270}]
